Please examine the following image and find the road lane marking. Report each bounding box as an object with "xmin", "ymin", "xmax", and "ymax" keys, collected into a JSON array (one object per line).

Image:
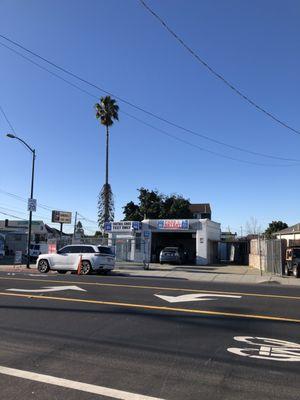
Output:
[
  {"xmin": 0, "ymin": 365, "xmax": 164, "ymax": 400},
  {"xmin": 0, "ymin": 292, "xmax": 300, "ymax": 323},
  {"xmin": 227, "ymin": 337, "xmax": 300, "ymax": 362},
  {"xmin": 0, "ymin": 276, "xmax": 300, "ymax": 301},
  {"xmin": 6, "ymin": 285, "xmax": 86, "ymax": 293},
  {"xmin": 155, "ymin": 293, "xmax": 241, "ymax": 303}
]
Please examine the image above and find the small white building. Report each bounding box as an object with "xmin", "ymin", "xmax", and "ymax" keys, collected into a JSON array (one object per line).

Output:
[
  {"xmin": 105, "ymin": 219, "xmax": 221, "ymax": 265},
  {"xmin": 275, "ymin": 223, "xmax": 300, "ymax": 245}
]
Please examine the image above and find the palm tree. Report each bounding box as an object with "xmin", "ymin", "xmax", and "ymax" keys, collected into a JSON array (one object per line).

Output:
[{"xmin": 95, "ymin": 96, "xmax": 119, "ymax": 227}]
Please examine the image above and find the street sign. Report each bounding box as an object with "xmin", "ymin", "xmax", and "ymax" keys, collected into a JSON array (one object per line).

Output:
[
  {"xmin": 51, "ymin": 210, "xmax": 72, "ymax": 224},
  {"xmin": 14, "ymin": 251, "xmax": 22, "ymax": 264},
  {"xmin": 27, "ymin": 198, "xmax": 37, "ymax": 212}
]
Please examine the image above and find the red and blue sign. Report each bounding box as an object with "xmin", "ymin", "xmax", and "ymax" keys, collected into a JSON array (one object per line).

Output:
[{"xmin": 157, "ymin": 220, "xmax": 189, "ymax": 230}]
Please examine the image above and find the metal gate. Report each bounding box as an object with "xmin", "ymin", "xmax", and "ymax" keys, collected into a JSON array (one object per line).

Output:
[{"xmin": 262, "ymin": 239, "xmax": 283, "ymax": 275}]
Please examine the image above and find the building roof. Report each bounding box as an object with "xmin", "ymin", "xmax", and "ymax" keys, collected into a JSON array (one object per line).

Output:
[
  {"xmin": 276, "ymin": 223, "xmax": 300, "ymax": 235},
  {"xmin": 189, "ymin": 203, "xmax": 211, "ymax": 214},
  {"xmin": 45, "ymin": 224, "xmax": 71, "ymax": 237}
]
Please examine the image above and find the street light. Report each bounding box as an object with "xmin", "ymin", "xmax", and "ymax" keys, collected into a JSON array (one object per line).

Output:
[{"xmin": 6, "ymin": 133, "xmax": 36, "ymax": 268}]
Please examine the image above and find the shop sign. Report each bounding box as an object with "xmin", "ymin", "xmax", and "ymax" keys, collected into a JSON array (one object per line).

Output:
[
  {"xmin": 157, "ymin": 220, "xmax": 189, "ymax": 230},
  {"xmin": 52, "ymin": 211, "xmax": 72, "ymax": 224},
  {"xmin": 104, "ymin": 221, "xmax": 141, "ymax": 232}
]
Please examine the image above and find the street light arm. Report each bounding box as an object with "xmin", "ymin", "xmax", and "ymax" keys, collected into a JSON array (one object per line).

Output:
[{"xmin": 14, "ymin": 136, "xmax": 35, "ymax": 153}]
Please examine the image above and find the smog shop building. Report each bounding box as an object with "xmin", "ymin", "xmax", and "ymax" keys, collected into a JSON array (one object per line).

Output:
[{"xmin": 105, "ymin": 219, "xmax": 221, "ymax": 265}]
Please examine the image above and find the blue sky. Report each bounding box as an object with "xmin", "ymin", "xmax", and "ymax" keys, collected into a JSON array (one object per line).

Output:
[{"xmin": 0, "ymin": 0, "xmax": 300, "ymax": 234}]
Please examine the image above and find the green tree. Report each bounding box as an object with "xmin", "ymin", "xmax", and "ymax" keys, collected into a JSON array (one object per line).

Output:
[
  {"xmin": 123, "ymin": 188, "xmax": 192, "ymax": 220},
  {"xmin": 264, "ymin": 221, "xmax": 288, "ymax": 238},
  {"xmin": 123, "ymin": 201, "xmax": 143, "ymax": 221},
  {"xmin": 95, "ymin": 96, "xmax": 119, "ymax": 227},
  {"xmin": 159, "ymin": 194, "xmax": 192, "ymax": 219}
]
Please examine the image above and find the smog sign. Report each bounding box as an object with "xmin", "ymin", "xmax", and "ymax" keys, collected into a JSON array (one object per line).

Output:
[
  {"xmin": 51, "ymin": 210, "xmax": 72, "ymax": 224},
  {"xmin": 104, "ymin": 221, "xmax": 141, "ymax": 232},
  {"xmin": 157, "ymin": 220, "xmax": 189, "ymax": 230}
]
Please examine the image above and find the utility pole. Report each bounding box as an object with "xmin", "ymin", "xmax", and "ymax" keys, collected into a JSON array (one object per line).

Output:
[
  {"xmin": 240, "ymin": 226, "xmax": 243, "ymax": 237},
  {"xmin": 6, "ymin": 134, "xmax": 36, "ymax": 269},
  {"xmin": 73, "ymin": 211, "xmax": 78, "ymax": 237}
]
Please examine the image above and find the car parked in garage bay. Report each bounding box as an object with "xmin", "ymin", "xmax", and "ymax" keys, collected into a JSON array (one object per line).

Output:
[
  {"xmin": 36, "ymin": 244, "xmax": 115, "ymax": 274},
  {"xmin": 159, "ymin": 247, "xmax": 184, "ymax": 265}
]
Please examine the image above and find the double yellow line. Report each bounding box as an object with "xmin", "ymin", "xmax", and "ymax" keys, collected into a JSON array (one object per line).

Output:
[
  {"xmin": 1, "ymin": 291, "xmax": 300, "ymax": 324},
  {"xmin": 1, "ymin": 276, "xmax": 300, "ymax": 300}
]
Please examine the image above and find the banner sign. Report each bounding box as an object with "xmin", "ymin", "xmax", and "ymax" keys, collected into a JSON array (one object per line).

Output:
[
  {"xmin": 157, "ymin": 220, "xmax": 189, "ymax": 230},
  {"xmin": 14, "ymin": 250, "xmax": 22, "ymax": 264},
  {"xmin": 52, "ymin": 210, "xmax": 72, "ymax": 224},
  {"xmin": 47, "ymin": 239, "xmax": 57, "ymax": 254},
  {"xmin": 104, "ymin": 221, "xmax": 141, "ymax": 232}
]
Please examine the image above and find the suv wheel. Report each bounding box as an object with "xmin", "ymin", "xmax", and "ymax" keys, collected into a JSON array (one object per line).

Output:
[
  {"xmin": 285, "ymin": 264, "xmax": 290, "ymax": 276},
  {"xmin": 81, "ymin": 261, "xmax": 92, "ymax": 275},
  {"xmin": 38, "ymin": 259, "xmax": 50, "ymax": 273},
  {"xmin": 293, "ymin": 265, "xmax": 300, "ymax": 278}
]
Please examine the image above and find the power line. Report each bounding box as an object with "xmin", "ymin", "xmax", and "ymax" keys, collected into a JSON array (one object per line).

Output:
[
  {"xmin": 1, "ymin": 40, "xmax": 299, "ymax": 165},
  {"xmin": 0, "ymin": 210, "xmax": 23, "ymax": 220},
  {"xmin": 0, "ymin": 189, "xmax": 98, "ymax": 225},
  {"xmin": 122, "ymin": 112, "xmax": 298, "ymax": 167},
  {"xmin": 0, "ymin": 189, "xmax": 54, "ymax": 211},
  {"xmin": 77, "ymin": 213, "xmax": 98, "ymax": 225},
  {"xmin": 0, "ymin": 104, "xmax": 16, "ymax": 133},
  {"xmin": 139, "ymin": 0, "xmax": 300, "ymax": 136}
]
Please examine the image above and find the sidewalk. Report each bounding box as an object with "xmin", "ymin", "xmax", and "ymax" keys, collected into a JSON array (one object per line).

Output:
[
  {"xmin": 114, "ymin": 263, "xmax": 300, "ymax": 286},
  {"xmin": 1, "ymin": 262, "xmax": 300, "ymax": 286}
]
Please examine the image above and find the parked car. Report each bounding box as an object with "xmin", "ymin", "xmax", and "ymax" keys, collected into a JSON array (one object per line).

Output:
[
  {"xmin": 285, "ymin": 246, "xmax": 300, "ymax": 278},
  {"xmin": 36, "ymin": 244, "xmax": 115, "ymax": 275},
  {"xmin": 28, "ymin": 243, "xmax": 49, "ymax": 261},
  {"xmin": 159, "ymin": 247, "xmax": 184, "ymax": 265}
]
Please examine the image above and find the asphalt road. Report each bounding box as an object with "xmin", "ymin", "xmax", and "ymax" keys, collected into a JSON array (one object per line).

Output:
[{"xmin": 0, "ymin": 271, "xmax": 300, "ymax": 400}]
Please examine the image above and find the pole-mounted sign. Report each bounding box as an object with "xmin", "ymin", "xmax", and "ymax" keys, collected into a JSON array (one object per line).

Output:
[{"xmin": 27, "ymin": 198, "xmax": 37, "ymax": 212}]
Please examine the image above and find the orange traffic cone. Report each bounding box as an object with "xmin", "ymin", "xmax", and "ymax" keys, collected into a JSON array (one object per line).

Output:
[{"xmin": 77, "ymin": 255, "xmax": 82, "ymax": 275}]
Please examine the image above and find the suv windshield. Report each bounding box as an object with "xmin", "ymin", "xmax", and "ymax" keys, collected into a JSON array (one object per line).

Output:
[{"xmin": 98, "ymin": 246, "xmax": 114, "ymax": 255}]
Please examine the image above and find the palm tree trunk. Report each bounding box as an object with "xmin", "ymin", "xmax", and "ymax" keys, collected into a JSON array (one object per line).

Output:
[
  {"xmin": 105, "ymin": 124, "xmax": 109, "ymax": 186},
  {"xmin": 104, "ymin": 124, "xmax": 109, "ymax": 222}
]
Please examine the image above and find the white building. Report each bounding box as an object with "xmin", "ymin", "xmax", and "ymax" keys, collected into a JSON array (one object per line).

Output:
[
  {"xmin": 275, "ymin": 223, "xmax": 300, "ymax": 245},
  {"xmin": 105, "ymin": 219, "xmax": 221, "ymax": 265}
]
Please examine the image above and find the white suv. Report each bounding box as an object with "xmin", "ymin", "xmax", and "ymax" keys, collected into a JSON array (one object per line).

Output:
[{"xmin": 36, "ymin": 244, "xmax": 115, "ymax": 275}]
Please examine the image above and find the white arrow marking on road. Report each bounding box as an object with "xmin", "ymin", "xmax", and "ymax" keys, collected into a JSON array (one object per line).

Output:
[
  {"xmin": 155, "ymin": 293, "xmax": 241, "ymax": 303},
  {"xmin": 6, "ymin": 285, "xmax": 86, "ymax": 293}
]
